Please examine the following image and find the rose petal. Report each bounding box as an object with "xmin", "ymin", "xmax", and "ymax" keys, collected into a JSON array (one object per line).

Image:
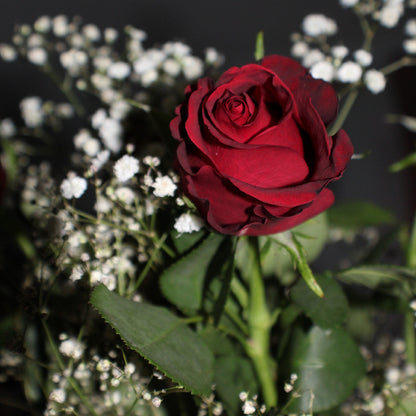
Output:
[
  {"xmin": 186, "ymin": 165, "xmax": 265, "ymax": 235},
  {"xmin": 261, "ymin": 55, "xmax": 339, "ymax": 126},
  {"xmin": 239, "ymin": 188, "xmax": 335, "ymax": 236},
  {"xmin": 210, "ymin": 144, "xmax": 309, "ymax": 188}
]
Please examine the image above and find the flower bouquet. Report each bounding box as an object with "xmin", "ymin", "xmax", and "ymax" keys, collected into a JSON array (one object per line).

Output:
[{"xmin": 1, "ymin": 1, "xmax": 416, "ymax": 415}]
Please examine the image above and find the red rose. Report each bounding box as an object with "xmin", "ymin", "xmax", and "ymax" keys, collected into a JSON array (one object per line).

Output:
[{"xmin": 170, "ymin": 55, "xmax": 353, "ymax": 236}]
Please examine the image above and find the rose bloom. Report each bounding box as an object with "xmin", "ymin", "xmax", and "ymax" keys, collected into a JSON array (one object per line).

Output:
[{"xmin": 170, "ymin": 55, "xmax": 353, "ymax": 236}]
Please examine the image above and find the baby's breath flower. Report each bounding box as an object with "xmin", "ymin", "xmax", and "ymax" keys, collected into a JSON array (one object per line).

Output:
[
  {"xmin": 174, "ymin": 213, "xmax": 204, "ymax": 233},
  {"xmin": 60, "ymin": 174, "xmax": 88, "ymax": 199},
  {"xmin": 91, "ymin": 150, "xmax": 110, "ymax": 171},
  {"xmin": 376, "ymin": 3, "xmax": 404, "ymax": 28},
  {"xmin": 27, "ymin": 47, "xmax": 47, "ymax": 65},
  {"xmin": 49, "ymin": 388, "xmax": 66, "ymax": 404},
  {"xmin": 34, "ymin": 16, "xmax": 52, "ymax": 33},
  {"xmin": 152, "ymin": 175, "xmax": 177, "ymax": 197},
  {"xmin": 113, "ymin": 155, "xmax": 140, "ymax": 182},
  {"xmin": 56, "ymin": 103, "xmax": 74, "ymax": 118},
  {"xmin": 20, "ymin": 96, "xmax": 44, "ymax": 127},
  {"xmin": 110, "ymin": 100, "xmax": 130, "ymax": 120},
  {"xmin": 60, "ymin": 49, "xmax": 88, "ymax": 76},
  {"xmin": 115, "ymin": 187, "xmax": 136, "ymax": 204},
  {"xmin": 59, "ymin": 337, "xmax": 85, "ymax": 360},
  {"xmin": 337, "ymin": 61, "xmax": 363, "ymax": 82},
  {"xmin": 331, "ymin": 45, "xmax": 349, "ymax": 60},
  {"xmin": 141, "ymin": 69, "xmax": 158, "ymax": 86},
  {"xmin": 69, "ymin": 265, "xmax": 84, "ymax": 282},
  {"xmin": 124, "ymin": 362, "xmax": 135, "ymax": 376},
  {"xmin": 354, "ymin": 49, "xmax": 373, "ymax": 67},
  {"xmin": 339, "ymin": 0, "xmax": 359, "ymax": 7},
  {"xmin": 242, "ymin": 400, "xmax": 256, "ymax": 415},
  {"xmin": 405, "ymin": 19, "xmax": 416, "ymax": 36},
  {"xmin": 152, "ymin": 396, "xmax": 162, "ymax": 407},
  {"xmin": 163, "ymin": 58, "xmax": 181, "ymax": 76},
  {"xmin": 163, "ymin": 41, "xmax": 191, "ymax": 57},
  {"xmin": 291, "ymin": 41, "xmax": 309, "ymax": 58},
  {"xmin": 107, "ymin": 61, "xmax": 131, "ymax": 80},
  {"xmin": 0, "ymin": 43, "xmax": 17, "ymax": 61},
  {"xmin": 182, "ymin": 55, "xmax": 204, "ymax": 80},
  {"xmin": 310, "ymin": 60, "xmax": 335, "ymax": 81},
  {"xmin": 104, "ymin": 27, "xmax": 118, "ymax": 43},
  {"xmin": 0, "ymin": 118, "xmax": 16, "ymax": 138},
  {"xmin": 364, "ymin": 69, "xmax": 386, "ymax": 94},
  {"xmin": 83, "ymin": 24, "xmax": 101, "ymax": 42},
  {"xmin": 302, "ymin": 14, "xmax": 338, "ymax": 37},
  {"xmin": 302, "ymin": 49, "xmax": 325, "ymax": 68},
  {"xmin": 143, "ymin": 155, "xmax": 160, "ymax": 167},
  {"xmin": 99, "ymin": 118, "xmax": 122, "ymax": 153},
  {"xmin": 52, "ymin": 15, "xmax": 69, "ymax": 37},
  {"xmin": 205, "ymin": 47, "xmax": 224, "ymax": 66},
  {"xmin": 404, "ymin": 38, "xmax": 416, "ymax": 54}
]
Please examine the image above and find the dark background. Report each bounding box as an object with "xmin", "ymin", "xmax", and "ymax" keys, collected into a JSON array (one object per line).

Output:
[{"xmin": 0, "ymin": 0, "xmax": 415, "ymax": 219}]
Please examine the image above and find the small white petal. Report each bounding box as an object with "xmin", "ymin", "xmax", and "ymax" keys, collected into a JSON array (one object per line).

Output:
[
  {"xmin": 364, "ymin": 69, "xmax": 386, "ymax": 94},
  {"xmin": 60, "ymin": 175, "xmax": 88, "ymax": 199},
  {"xmin": 113, "ymin": 155, "xmax": 140, "ymax": 182},
  {"xmin": 337, "ymin": 61, "xmax": 362, "ymax": 83}
]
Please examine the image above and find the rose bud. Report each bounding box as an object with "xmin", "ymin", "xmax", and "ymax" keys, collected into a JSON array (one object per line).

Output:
[{"xmin": 170, "ymin": 55, "xmax": 353, "ymax": 236}]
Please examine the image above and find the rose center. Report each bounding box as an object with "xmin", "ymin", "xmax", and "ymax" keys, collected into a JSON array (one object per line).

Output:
[{"xmin": 224, "ymin": 96, "xmax": 251, "ymax": 125}]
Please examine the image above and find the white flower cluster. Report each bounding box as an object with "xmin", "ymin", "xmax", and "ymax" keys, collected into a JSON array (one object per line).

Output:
[
  {"xmin": 404, "ymin": 18, "xmax": 416, "ymax": 53},
  {"xmin": 0, "ymin": 15, "xmax": 223, "ymax": 115},
  {"xmin": 375, "ymin": 0, "xmax": 405, "ymax": 28},
  {"xmin": 44, "ymin": 347, "xmax": 164, "ymax": 416},
  {"xmin": 292, "ymin": 14, "xmax": 387, "ymax": 94}
]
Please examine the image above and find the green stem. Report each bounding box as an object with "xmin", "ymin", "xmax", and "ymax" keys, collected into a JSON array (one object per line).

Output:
[
  {"xmin": 405, "ymin": 309, "xmax": 416, "ymax": 366},
  {"xmin": 328, "ymin": 88, "xmax": 359, "ymax": 136},
  {"xmin": 43, "ymin": 65, "xmax": 86, "ymax": 118},
  {"xmin": 381, "ymin": 56, "xmax": 416, "ymax": 76},
  {"xmin": 245, "ymin": 237, "xmax": 277, "ymax": 409}
]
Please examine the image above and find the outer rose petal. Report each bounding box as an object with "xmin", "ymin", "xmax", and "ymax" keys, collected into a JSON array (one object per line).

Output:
[
  {"xmin": 185, "ymin": 165, "xmax": 265, "ymax": 235},
  {"xmin": 239, "ymin": 188, "xmax": 335, "ymax": 236},
  {"xmin": 261, "ymin": 55, "xmax": 339, "ymax": 126}
]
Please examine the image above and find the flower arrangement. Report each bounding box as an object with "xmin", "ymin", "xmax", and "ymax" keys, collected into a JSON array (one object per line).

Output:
[{"xmin": 1, "ymin": 1, "xmax": 416, "ymax": 415}]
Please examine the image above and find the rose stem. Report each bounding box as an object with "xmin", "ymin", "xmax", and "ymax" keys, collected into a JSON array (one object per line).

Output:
[
  {"xmin": 245, "ymin": 236, "xmax": 278, "ymax": 409},
  {"xmin": 405, "ymin": 213, "xmax": 416, "ymax": 365}
]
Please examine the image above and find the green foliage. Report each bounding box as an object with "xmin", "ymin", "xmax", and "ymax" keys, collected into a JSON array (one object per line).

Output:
[
  {"xmin": 328, "ymin": 201, "xmax": 396, "ymax": 229},
  {"xmin": 284, "ymin": 326, "xmax": 365, "ymax": 413},
  {"xmin": 291, "ymin": 273, "xmax": 348, "ymax": 328},
  {"xmin": 90, "ymin": 285, "xmax": 214, "ymax": 396},
  {"xmin": 200, "ymin": 326, "xmax": 257, "ymax": 415},
  {"xmin": 337, "ymin": 265, "xmax": 416, "ymax": 300},
  {"xmin": 159, "ymin": 233, "xmax": 225, "ymax": 315},
  {"xmin": 254, "ymin": 31, "xmax": 265, "ymax": 61},
  {"xmin": 235, "ymin": 213, "xmax": 329, "ymax": 284}
]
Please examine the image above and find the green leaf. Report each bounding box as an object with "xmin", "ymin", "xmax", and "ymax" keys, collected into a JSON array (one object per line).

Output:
[
  {"xmin": 270, "ymin": 233, "xmax": 324, "ymax": 297},
  {"xmin": 284, "ymin": 326, "xmax": 365, "ymax": 413},
  {"xmin": 170, "ymin": 229, "xmax": 206, "ymax": 255},
  {"xmin": 160, "ymin": 233, "xmax": 225, "ymax": 314},
  {"xmin": 337, "ymin": 265, "xmax": 416, "ymax": 299},
  {"xmin": 390, "ymin": 152, "xmax": 416, "ymax": 173},
  {"xmin": 328, "ymin": 201, "xmax": 395, "ymax": 229},
  {"xmin": 90, "ymin": 285, "xmax": 214, "ymax": 396},
  {"xmin": 254, "ymin": 31, "xmax": 265, "ymax": 61},
  {"xmin": 235, "ymin": 213, "xmax": 328, "ymax": 283},
  {"xmin": 291, "ymin": 274, "xmax": 348, "ymax": 328},
  {"xmin": 214, "ymin": 355, "xmax": 258, "ymax": 415}
]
